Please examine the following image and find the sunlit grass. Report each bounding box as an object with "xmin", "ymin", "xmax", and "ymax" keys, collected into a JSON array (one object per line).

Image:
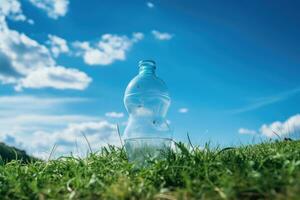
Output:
[{"xmin": 0, "ymin": 140, "xmax": 300, "ymax": 199}]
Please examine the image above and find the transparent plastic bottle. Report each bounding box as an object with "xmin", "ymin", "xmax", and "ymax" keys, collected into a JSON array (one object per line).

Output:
[{"xmin": 123, "ymin": 60, "xmax": 172, "ymax": 165}]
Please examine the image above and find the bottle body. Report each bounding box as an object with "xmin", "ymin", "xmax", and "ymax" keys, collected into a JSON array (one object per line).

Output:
[{"xmin": 123, "ymin": 60, "xmax": 172, "ymax": 165}]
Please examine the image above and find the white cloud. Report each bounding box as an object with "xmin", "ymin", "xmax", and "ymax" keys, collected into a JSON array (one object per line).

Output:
[
  {"xmin": 73, "ymin": 32, "xmax": 144, "ymax": 66},
  {"xmin": 151, "ymin": 30, "xmax": 173, "ymax": 40},
  {"xmin": 146, "ymin": 2, "xmax": 154, "ymax": 8},
  {"xmin": 27, "ymin": 19, "xmax": 34, "ymax": 25},
  {"xmin": 47, "ymin": 34, "xmax": 69, "ymax": 57},
  {"xmin": 135, "ymin": 107, "xmax": 153, "ymax": 116},
  {"xmin": 15, "ymin": 66, "xmax": 91, "ymax": 91},
  {"xmin": 260, "ymin": 114, "xmax": 300, "ymax": 138},
  {"xmin": 0, "ymin": 13, "xmax": 91, "ymax": 91},
  {"xmin": 132, "ymin": 32, "xmax": 144, "ymax": 41},
  {"xmin": 239, "ymin": 114, "xmax": 300, "ymax": 139},
  {"xmin": 1, "ymin": 120, "xmax": 120, "ymax": 158},
  {"xmin": 0, "ymin": 95, "xmax": 115, "ymax": 158},
  {"xmin": 29, "ymin": 0, "xmax": 69, "ymax": 19},
  {"xmin": 178, "ymin": 108, "xmax": 188, "ymax": 113},
  {"xmin": 238, "ymin": 128, "xmax": 257, "ymax": 135},
  {"xmin": 105, "ymin": 112, "xmax": 124, "ymax": 118},
  {"xmin": 0, "ymin": 0, "xmax": 26, "ymax": 21}
]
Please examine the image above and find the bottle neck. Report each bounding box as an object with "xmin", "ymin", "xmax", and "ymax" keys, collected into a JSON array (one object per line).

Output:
[{"xmin": 138, "ymin": 60, "xmax": 156, "ymax": 75}]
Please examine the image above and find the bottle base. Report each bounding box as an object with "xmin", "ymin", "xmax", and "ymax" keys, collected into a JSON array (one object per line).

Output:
[{"xmin": 124, "ymin": 137, "xmax": 172, "ymax": 166}]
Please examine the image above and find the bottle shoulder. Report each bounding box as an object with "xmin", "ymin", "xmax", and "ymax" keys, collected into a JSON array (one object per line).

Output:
[{"xmin": 125, "ymin": 74, "xmax": 170, "ymax": 97}]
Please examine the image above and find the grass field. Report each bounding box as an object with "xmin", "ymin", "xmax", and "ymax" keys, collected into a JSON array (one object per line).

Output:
[{"xmin": 0, "ymin": 140, "xmax": 300, "ymax": 200}]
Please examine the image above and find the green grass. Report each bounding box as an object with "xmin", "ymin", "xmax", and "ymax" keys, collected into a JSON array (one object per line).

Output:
[{"xmin": 0, "ymin": 141, "xmax": 300, "ymax": 200}]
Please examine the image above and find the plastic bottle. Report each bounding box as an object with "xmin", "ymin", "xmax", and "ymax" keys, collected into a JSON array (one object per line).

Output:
[{"xmin": 123, "ymin": 60, "xmax": 172, "ymax": 165}]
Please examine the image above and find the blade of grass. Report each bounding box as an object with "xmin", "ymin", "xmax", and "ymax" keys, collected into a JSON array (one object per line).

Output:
[
  {"xmin": 82, "ymin": 132, "xmax": 93, "ymax": 154},
  {"xmin": 116, "ymin": 124, "xmax": 124, "ymax": 148},
  {"xmin": 186, "ymin": 132, "xmax": 195, "ymax": 152},
  {"xmin": 47, "ymin": 143, "xmax": 57, "ymax": 162}
]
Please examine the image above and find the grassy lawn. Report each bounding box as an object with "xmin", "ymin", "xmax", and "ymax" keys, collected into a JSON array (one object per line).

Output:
[{"xmin": 0, "ymin": 140, "xmax": 300, "ymax": 199}]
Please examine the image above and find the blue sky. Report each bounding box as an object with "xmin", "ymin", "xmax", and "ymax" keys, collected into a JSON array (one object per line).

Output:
[{"xmin": 0, "ymin": 0, "xmax": 300, "ymax": 158}]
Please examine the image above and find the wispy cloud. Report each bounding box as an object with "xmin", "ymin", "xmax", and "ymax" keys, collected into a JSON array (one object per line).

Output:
[
  {"xmin": 0, "ymin": 114, "xmax": 98, "ymax": 134},
  {"xmin": 231, "ymin": 87, "xmax": 300, "ymax": 114},
  {"xmin": 178, "ymin": 108, "xmax": 189, "ymax": 113},
  {"xmin": 238, "ymin": 128, "xmax": 257, "ymax": 135},
  {"xmin": 0, "ymin": 95, "xmax": 93, "ymax": 129},
  {"xmin": 0, "ymin": 96, "xmax": 88, "ymax": 119},
  {"xmin": 0, "ymin": 95, "xmax": 87, "ymax": 106},
  {"xmin": 0, "ymin": 95, "xmax": 89, "ymax": 118},
  {"xmin": 105, "ymin": 112, "xmax": 124, "ymax": 118},
  {"xmin": 146, "ymin": 2, "xmax": 154, "ymax": 8},
  {"xmin": 151, "ymin": 30, "xmax": 173, "ymax": 40}
]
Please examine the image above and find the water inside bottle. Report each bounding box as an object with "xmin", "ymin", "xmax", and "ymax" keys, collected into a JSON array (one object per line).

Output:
[{"xmin": 124, "ymin": 137, "xmax": 172, "ymax": 165}]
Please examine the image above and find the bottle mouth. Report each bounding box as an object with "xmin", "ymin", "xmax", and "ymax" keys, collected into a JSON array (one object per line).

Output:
[
  {"xmin": 139, "ymin": 60, "xmax": 156, "ymax": 68},
  {"xmin": 139, "ymin": 60, "xmax": 156, "ymax": 74}
]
